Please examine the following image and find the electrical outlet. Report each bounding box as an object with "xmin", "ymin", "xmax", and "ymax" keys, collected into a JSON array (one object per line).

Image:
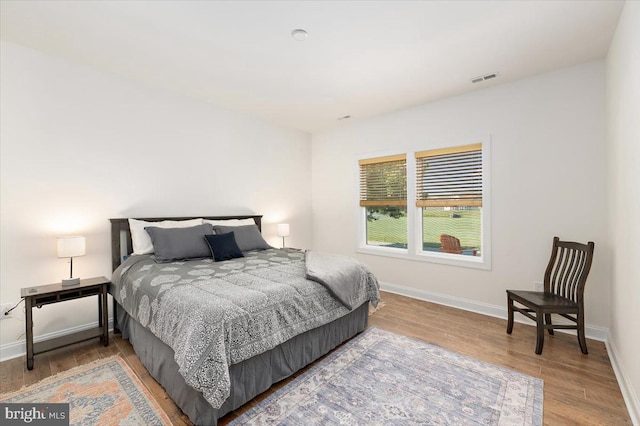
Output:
[
  {"xmin": 534, "ymin": 281, "xmax": 544, "ymax": 291},
  {"xmin": 1, "ymin": 303, "xmax": 13, "ymax": 320}
]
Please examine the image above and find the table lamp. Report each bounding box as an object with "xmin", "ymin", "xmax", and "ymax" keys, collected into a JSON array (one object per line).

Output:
[
  {"xmin": 57, "ymin": 236, "xmax": 86, "ymax": 285},
  {"xmin": 277, "ymin": 224, "xmax": 290, "ymax": 248}
]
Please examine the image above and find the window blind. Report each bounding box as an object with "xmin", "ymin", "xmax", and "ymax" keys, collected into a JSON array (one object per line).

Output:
[
  {"xmin": 359, "ymin": 154, "xmax": 407, "ymax": 207},
  {"xmin": 415, "ymin": 143, "xmax": 482, "ymax": 207}
]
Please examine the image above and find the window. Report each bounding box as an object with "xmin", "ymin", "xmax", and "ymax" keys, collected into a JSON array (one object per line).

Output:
[
  {"xmin": 415, "ymin": 144, "xmax": 482, "ymax": 257},
  {"xmin": 358, "ymin": 140, "xmax": 490, "ymax": 269},
  {"xmin": 358, "ymin": 154, "xmax": 407, "ymax": 249}
]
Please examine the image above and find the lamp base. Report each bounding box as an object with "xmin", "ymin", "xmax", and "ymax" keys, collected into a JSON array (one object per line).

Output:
[{"xmin": 61, "ymin": 277, "xmax": 80, "ymax": 286}]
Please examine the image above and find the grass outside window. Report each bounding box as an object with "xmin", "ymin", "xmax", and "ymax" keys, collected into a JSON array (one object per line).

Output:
[{"xmin": 366, "ymin": 208, "xmax": 481, "ymax": 255}]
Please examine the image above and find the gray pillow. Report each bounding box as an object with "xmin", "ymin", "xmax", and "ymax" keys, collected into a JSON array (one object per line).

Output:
[
  {"xmin": 145, "ymin": 223, "xmax": 214, "ymax": 263},
  {"xmin": 213, "ymin": 224, "xmax": 272, "ymax": 251}
]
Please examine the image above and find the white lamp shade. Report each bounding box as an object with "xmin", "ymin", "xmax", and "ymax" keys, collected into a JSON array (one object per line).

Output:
[
  {"xmin": 57, "ymin": 236, "xmax": 86, "ymax": 258},
  {"xmin": 277, "ymin": 224, "xmax": 290, "ymax": 237}
]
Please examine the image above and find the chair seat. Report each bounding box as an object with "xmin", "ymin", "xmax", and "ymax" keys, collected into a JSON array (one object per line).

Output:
[{"xmin": 507, "ymin": 290, "xmax": 578, "ymax": 311}]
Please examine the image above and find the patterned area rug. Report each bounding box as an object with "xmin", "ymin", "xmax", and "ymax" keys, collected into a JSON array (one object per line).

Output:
[
  {"xmin": 231, "ymin": 327, "xmax": 543, "ymax": 425},
  {"xmin": 0, "ymin": 355, "xmax": 171, "ymax": 425}
]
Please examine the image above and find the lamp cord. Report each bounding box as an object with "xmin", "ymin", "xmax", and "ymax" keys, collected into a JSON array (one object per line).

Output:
[{"xmin": 3, "ymin": 298, "xmax": 24, "ymax": 316}]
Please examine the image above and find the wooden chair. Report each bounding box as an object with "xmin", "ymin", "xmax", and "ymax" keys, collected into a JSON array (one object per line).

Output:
[
  {"xmin": 440, "ymin": 234, "xmax": 462, "ymax": 254},
  {"xmin": 506, "ymin": 237, "xmax": 595, "ymax": 355},
  {"xmin": 440, "ymin": 234, "xmax": 478, "ymax": 256}
]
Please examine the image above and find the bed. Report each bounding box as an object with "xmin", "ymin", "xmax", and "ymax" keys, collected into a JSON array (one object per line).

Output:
[{"xmin": 109, "ymin": 215, "xmax": 380, "ymax": 425}]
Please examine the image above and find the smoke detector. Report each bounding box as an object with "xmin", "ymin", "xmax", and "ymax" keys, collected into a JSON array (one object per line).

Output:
[{"xmin": 291, "ymin": 29, "xmax": 309, "ymax": 41}]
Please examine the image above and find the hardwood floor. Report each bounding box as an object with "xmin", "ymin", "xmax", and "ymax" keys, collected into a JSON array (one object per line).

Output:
[{"xmin": 0, "ymin": 291, "xmax": 632, "ymax": 425}]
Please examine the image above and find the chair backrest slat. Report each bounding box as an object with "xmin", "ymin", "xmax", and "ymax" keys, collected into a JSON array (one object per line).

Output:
[
  {"xmin": 557, "ymin": 247, "xmax": 570, "ymax": 297},
  {"xmin": 563, "ymin": 248, "xmax": 578, "ymax": 298},
  {"xmin": 568, "ymin": 250, "xmax": 586, "ymax": 299}
]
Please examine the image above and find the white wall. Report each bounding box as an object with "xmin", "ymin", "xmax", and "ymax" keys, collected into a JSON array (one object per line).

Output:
[
  {"xmin": 606, "ymin": 1, "xmax": 640, "ymax": 423},
  {"xmin": 312, "ymin": 61, "xmax": 609, "ymax": 330},
  {"xmin": 0, "ymin": 41, "xmax": 312, "ymax": 352}
]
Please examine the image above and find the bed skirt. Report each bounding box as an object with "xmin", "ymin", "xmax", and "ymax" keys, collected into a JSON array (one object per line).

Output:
[{"xmin": 116, "ymin": 301, "xmax": 369, "ymax": 425}]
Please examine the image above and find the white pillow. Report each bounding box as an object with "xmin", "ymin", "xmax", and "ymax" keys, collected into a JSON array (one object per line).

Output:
[
  {"xmin": 202, "ymin": 218, "xmax": 256, "ymax": 227},
  {"xmin": 129, "ymin": 218, "xmax": 203, "ymax": 255}
]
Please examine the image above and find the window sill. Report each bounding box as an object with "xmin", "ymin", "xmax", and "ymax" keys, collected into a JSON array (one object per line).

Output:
[{"xmin": 356, "ymin": 246, "xmax": 491, "ymax": 270}]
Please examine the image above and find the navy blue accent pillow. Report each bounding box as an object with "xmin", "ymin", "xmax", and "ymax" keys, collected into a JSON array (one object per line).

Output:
[{"xmin": 205, "ymin": 232, "xmax": 244, "ymax": 262}]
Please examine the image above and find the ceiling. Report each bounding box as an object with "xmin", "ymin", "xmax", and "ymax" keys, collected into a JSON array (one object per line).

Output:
[{"xmin": 0, "ymin": 0, "xmax": 625, "ymax": 133}]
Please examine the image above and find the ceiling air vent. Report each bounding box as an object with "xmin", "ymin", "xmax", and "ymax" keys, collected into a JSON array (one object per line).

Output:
[{"xmin": 472, "ymin": 73, "xmax": 499, "ymax": 84}]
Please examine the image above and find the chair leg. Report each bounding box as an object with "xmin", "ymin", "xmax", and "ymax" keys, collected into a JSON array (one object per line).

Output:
[
  {"xmin": 535, "ymin": 310, "xmax": 545, "ymax": 355},
  {"xmin": 577, "ymin": 310, "xmax": 588, "ymax": 354},
  {"xmin": 545, "ymin": 313, "xmax": 554, "ymax": 335},
  {"xmin": 506, "ymin": 295, "xmax": 514, "ymax": 334}
]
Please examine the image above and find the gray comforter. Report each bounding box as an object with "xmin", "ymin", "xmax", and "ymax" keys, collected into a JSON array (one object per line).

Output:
[
  {"xmin": 111, "ymin": 248, "xmax": 379, "ymax": 409},
  {"xmin": 305, "ymin": 250, "xmax": 375, "ymax": 310}
]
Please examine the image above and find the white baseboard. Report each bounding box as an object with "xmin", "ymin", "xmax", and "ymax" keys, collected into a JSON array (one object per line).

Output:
[
  {"xmin": 606, "ymin": 337, "xmax": 640, "ymax": 425},
  {"xmin": 0, "ymin": 319, "xmax": 114, "ymax": 362},
  {"xmin": 379, "ymin": 281, "xmax": 608, "ymax": 342}
]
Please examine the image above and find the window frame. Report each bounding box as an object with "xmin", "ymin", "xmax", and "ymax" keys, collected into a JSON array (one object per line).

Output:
[{"xmin": 356, "ymin": 139, "xmax": 491, "ymax": 270}]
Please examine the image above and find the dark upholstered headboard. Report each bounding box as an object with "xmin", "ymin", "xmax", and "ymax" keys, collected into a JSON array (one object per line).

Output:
[{"xmin": 109, "ymin": 215, "xmax": 263, "ymax": 271}]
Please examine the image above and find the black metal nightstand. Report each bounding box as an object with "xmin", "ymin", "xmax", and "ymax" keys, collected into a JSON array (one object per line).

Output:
[{"xmin": 21, "ymin": 276, "xmax": 110, "ymax": 370}]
